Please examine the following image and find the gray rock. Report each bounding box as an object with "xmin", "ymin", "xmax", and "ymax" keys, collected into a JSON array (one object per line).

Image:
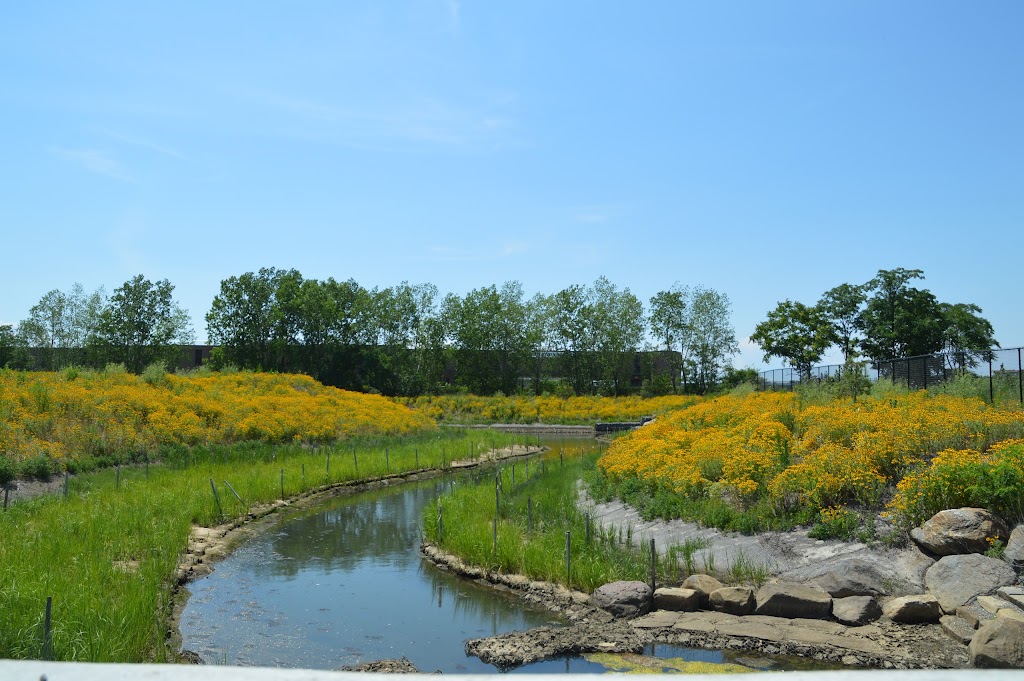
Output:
[
  {"xmin": 681, "ymin": 574, "xmax": 723, "ymax": 609},
  {"xmin": 925, "ymin": 554, "xmax": 1018, "ymax": 612},
  {"xmin": 708, "ymin": 586, "xmax": 755, "ymax": 616},
  {"xmin": 653, "ymin": 587, "xmax": 699, "ymax": 612},
  {"xmin": 998, "ymin": 586, "xmax": 1024, "ymax": 610},
  {"xmin": 812, "ymin": 559, "xmax": 888, "ymax": 597},
  {"xmin": 940, "ymin": 615, "xmax": 975, "ymax": 645},
  {"xmin": 341, "ymin": 657, "xmax": 421, "ymax": 673},
  {"xmin": 957, "ymin": 602, "xmax": 996, "ymax": 629},
  {"xmin": 883, "ymin": 594, "xmax": 942, "ymax": 623},
  {"xmin": 466, "ymin": 621, "xmax": 644, "ymax": 668},
  {"xmin": 911, "ymin": 507, "xmax": 1009, "ymax": 556},
  {"xmin": 754, "ymin": 583, "xmax": 831, "ymax": 619},
  {"xmin": 969, "ymin": 617, "xmax": 1024, "ymax": 668},
  {"xmin": 1004, "ymin": 525, "xmax": 1024, "ymax": 568},
  {"xmin": 591, "ymin": 581, "xmax": 652, "ymax": 619},
  {"xmin": 832, "ymin": 596, "xmax": 882, "ymax": 626}
]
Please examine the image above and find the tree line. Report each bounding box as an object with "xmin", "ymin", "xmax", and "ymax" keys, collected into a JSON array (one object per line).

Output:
[
  {"xmin": 750, "ymin": 267, "xmax": 999, "ymax": 377},
  {"xmin": 1, "ymin": 269, "xmax": 740, "ymax": 396}
]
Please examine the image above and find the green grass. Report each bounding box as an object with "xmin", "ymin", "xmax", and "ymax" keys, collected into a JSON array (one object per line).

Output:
[
  {"xmin": 0, "ymin": 428, "xmax": 520, "ymax": 662},
  {"xmin": 584, "ymin": 471, "xmax": 816, "ymax": 535},
  {"xmin": 423, "ymin": 450, "xmax": 709, "ymax": 593}
]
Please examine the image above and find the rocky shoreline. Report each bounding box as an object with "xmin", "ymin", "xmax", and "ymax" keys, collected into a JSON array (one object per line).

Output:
[{"xmin": 420, "ymin": 542, "xmax": 970, "ymax": 670}]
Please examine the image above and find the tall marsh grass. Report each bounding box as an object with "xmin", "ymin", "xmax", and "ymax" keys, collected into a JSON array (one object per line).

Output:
[
  {"xmin": 423, "ymin": 450, "xmax": 701, "ymax": 593},
  {"xmin": 0, "ymin": 429, "xmax": 517, "ymax": 661}
]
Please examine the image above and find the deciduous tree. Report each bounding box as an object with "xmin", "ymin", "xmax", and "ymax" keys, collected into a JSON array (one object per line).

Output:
[
  {"xmin": 93, "ymin": 275, "xmax": 194, "ymax": 373},
  {"xmin": 751, "ymin": 300, "xmax": 838, "ymax": 379}
]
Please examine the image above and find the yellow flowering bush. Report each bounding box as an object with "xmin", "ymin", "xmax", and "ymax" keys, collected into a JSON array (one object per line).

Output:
[
  {"xmin": 0, "ymin": 368, "xmax": 436, "ymax": 472},
  {"xmin": 597, "ymin": 390, "xmax": 1024, "ymax": 526},
  {"xmin": 399, "ymin": 393, "xmax": 701, "ymax": 424}
]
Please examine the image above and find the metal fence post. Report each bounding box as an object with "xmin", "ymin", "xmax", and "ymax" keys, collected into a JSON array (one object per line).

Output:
[
  {"xmin": 1018, "ymin": 348, "xmax": 1023, "ymax": 406},
  {"xmin": 989, "ymin": 358, "xmax": 994, "ymax": 403}
]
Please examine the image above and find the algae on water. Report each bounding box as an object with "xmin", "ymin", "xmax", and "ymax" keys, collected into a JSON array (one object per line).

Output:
[{"xmin": 583, "ymin": 652, "xmax": 754, "ymax": 674}]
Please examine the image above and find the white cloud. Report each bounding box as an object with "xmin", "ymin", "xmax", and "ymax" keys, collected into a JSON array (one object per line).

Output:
[
  {"xmin": 501, "ymin": 241, "xmax": 529, "ymax": 256},
  {"xmin": 49, "ymin": 147, "xmax": 135, "ymax": 182}
]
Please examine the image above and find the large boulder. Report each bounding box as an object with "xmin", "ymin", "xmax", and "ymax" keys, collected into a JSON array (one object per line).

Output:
[
  {"xmin": 591, "ymin": 581, "xmax": 652, "ymax": 619},
  {"xmin": 754, "ymin": 583, "xmax": 831, "ymax": 619},
  {"xmin": 910, "ymin": 508, "xmax": 1009, "ymax": 556},
  {"xmin": 708, "ymin": 586, "xmax": 755, "ymax": 616},
  {"xmin": 969, "ymin": 618, "xmax": 1024, "ymax": 668},
  {"xmin": 883, "ymin": 594, "xmax": 942, "ymax": 623},
  {"xmin": 812, "ymin": 559, "xmax": 889, "ymax": 597},
  {"xmin": 832, "ymin": 596, "xmax": 882, "ymax": 626},
  {"xmin": 682, "ymin": 574, "xmax": 723, "ymax": 609},
  {"xmin": 653, "ymin": 587, "xmax": 699, "ymax": 612},
  {"xmin": 1004, "ymin": 525, "xmax": 1024, "ymax": 569},
  {"xmin": 924, "ymin": 554, "xmax": 1017, "ymax": 612}
]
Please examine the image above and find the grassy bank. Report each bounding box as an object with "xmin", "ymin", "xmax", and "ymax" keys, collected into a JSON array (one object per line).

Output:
[
  {"xmin": 421, "ymin": 449, "xmax": 760, "ymax": 593},
  {"xmin": 400, "ymin": 393, "xmax": 701, "ymax": 425},
  {"xmin": 0, "ymin": 429, "xmax": 518, "ymax": 662}
]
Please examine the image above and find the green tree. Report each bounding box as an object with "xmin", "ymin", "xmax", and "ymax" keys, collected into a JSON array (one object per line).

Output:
[
  {"xmin": 689, "ymin": 287, "xmax": 738, "ymax": 392},
  {"xmin": 751, "ymin": 300, "xmax": 838, "ymax": 379},
  {"xmin": 93, "ymin": 275, "xmax": 194, "ymax": 373},
  {"xmin": 0, "ymin": 324, "xmax": 28, "ymax": 369},
  {"xmin": 443, "ymin": 282, "xmax": 534, "ymax": 395},
  {"xmin": 649, "ymin": 284, "xmax": 691, "ymax": 392},
  {"xmin": 546, "ymin": 284, "xmax": 596, "ymax": 395},
  {"xmin": 939, "ymin": 302, "xmax": 998, "ymax": 370},
  {"xmin": 590, "ymin": 276, "xmax": 645, "ymax": 394},
  {"xmin": 18, "ymin": 284, "xmax": 105, "ymax": 369},
  {"xmin": 369, "ymin": 282, "xmax": 439, "ymax": 395},
  {"xmin": 206, "ymin": 268, "xmax": 283, "ymax": 370},
  {"xmin": 817, "ymin": 283, "xmax": 866, "ymax": 361},
  {"xmin": 857, "ymin": 268, "xmax": 944, "ymax": 359}
]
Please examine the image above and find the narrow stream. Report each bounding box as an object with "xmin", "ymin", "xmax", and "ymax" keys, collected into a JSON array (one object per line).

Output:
[
  {"xmin": 178, "ymin": 437, "xmax": 820, "ymax": 673},
  {"xmin": 180, "ymin": 439, "xmax": 601, "ymax": 672}
]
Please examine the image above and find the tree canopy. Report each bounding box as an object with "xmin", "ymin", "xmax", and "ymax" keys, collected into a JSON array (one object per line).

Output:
[{"xmin": 751, "ymin": 268, "xmax": 998, "ymax": 372}]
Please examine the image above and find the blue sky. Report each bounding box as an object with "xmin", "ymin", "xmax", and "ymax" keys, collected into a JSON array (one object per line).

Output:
[{"xmin": 2, "ymin": 1, "xmax": 1021, "ymax": 369}]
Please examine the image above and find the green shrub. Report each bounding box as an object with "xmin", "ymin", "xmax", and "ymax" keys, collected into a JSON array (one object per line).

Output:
[
  {"xmin": 18, "ymin": 453, "xmax": 53, "ymax": 481},
  {"xmin": 0, "ymin": 456, "xmax": 15, "ymax": 487},
  {"xmin": 807, "ymin": 506, "xmax": 861, "ymax": 540}
]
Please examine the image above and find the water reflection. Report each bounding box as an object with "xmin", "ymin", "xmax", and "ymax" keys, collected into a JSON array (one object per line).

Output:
[{"xmin": 179, "ymin": 472, "xmax": 564, "ymax": 672}]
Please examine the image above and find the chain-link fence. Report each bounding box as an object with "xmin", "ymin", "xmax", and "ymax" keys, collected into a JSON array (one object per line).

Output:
[{"xmin": 759, "ymin": 346, "xmax": 1024, "ymax": 405}]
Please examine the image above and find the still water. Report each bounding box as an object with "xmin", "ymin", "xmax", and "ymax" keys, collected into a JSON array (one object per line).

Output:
[
  {"xmin": 178, "ymin": 438, "xmax": 785, "ymax": 673},
  {"xmin": 179, "ymin": 472, "xmax": 562, "ymax": 672}
]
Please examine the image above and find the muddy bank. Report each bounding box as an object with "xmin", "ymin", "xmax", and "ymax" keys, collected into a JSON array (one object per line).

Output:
[{"xmin": 420, "ymin": 542, "xmax": 969, "ymax": 670}]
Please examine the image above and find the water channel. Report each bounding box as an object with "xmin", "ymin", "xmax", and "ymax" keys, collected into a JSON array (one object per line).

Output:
[{"xmin": 178, "ymin": 437, "xmax": 805, "ymax": 673}]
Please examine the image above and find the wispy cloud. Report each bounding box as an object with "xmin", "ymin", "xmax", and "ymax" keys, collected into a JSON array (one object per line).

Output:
[
  {"xmin": 49, "ymin": 147, "xmax": 135, "ymax": 182},
  {"xmin": 248, "ymin": 90, "xmax": 520, "ymax": 152},
  {"xmin": 501, "ymin": 241, "xmax": 529, "ymax": 256},
  {"xmin": 422, "ymin": 240, "xmax": 531, "ymax": 263},
  {"xmin": 425, "ymin": 245, "xmax": 485, "ymax": 263},
  {"xmin": 446, "ymin": 0, "xmax": 461, "ymax": 33},
  {"xmin": 573, "ymin": 203, "xmax": 628, "ymax": 224},
  {"xmin": 96, "ymin": 129, "xmax": 184, "ymax": 159}
]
